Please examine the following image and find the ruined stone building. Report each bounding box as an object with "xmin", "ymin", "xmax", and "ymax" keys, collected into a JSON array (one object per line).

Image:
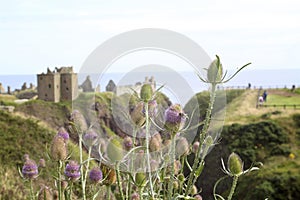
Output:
[
  {"xmin": 37, "ymin": 67, "xmax": 78, "ymax": 102},
  {"xmin": 105, "ymin": 76, "xmax": 156, "ymax": 96}
]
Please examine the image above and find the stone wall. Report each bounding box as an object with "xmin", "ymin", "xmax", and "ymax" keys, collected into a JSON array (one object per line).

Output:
[{"xmin": 37, "ymin": 67, "xmax": 78, "ymax": 102}]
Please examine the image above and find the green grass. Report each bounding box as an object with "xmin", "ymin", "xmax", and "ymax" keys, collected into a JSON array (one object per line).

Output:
[{"xmin": 266, "ymin": 94, "xmax": 300, "ymax": 105}]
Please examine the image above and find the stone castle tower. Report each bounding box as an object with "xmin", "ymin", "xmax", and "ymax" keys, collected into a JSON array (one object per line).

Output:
[{"xmin": 37, "ymin": 67, "xmax": 78, "ymax": 102}]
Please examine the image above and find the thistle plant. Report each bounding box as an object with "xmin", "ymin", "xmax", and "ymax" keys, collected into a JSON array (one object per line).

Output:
[
  {"xmin": 19, "ymin": 56, "xmax": 260, "ymax": 200},
  {"xmin": 213, "ymin": 152, "xmax": 262, "ymax": 200}
]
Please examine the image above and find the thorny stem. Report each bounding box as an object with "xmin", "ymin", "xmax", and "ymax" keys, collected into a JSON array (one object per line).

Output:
[
  {"xmin": 145, "ymin": 102, "xmax": 155, "ymax": 198},
  {"xmin": 82, "ymin": 146, "xmax": 92, "ymax": 199},
  {"xmin": 78, "ymin": 134, "xmax": 86, "ymax": 200},
  {"xmin": 186, "ymin": 83, "xmax": 217, "ymax": 196},
  {"xmin": 167, "ymin": 137, "xmax": 176, "ymax": 200},
  {"xmin": 228, "ymin": 176, "xmax": 239, "ymax": 200},
  {"xmin": 57, "ymin": 160, "xmax": 63, "ymax": 200},
  {"xmin": 116, "ymin": 162, "xmax": 125, "ymax": 200},
  {"xmin": 29, "ymin": 179, "xmax": 34, "ymax": 200}
]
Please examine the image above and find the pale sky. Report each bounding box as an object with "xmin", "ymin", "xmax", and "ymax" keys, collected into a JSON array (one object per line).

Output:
[{"xmin": 0, "ymin": 0, "xmax": 300, "ymax": 74}]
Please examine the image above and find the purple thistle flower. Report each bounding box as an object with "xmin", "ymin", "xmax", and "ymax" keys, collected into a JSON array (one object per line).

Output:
[
  {"xmin": 22, "ymin": 159, "xmax": 38, "ymax": 179},
  {"xmin": 57, "ymin": 127, "xmax": 69, "ymax": 141},
  {"xmin": 64, "ymin": 160, "xmax": 80, "ymax": 181},
  {"xmin": 164, "ymin": 104, "xmax": 186, "ymax": 134},
  {"xmin": 165, "ymin": 104, "xmax": 185, "ymax": 124},
  {"xmin": 89, "ymin": 167, "xmax": 103, "ymax": 183},
  {"xmin": 83, "ymin": 130, "xmax": 98, "ymax": 147}
]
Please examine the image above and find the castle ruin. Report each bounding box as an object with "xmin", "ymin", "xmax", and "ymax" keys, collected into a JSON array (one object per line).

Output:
[
  {"xmin": 37, "ymin": 67, "xmax": 78, "ymax": 102},
  {"xmin": 107, "ymin": 76, "xmax": 156, "ymax": 96}
]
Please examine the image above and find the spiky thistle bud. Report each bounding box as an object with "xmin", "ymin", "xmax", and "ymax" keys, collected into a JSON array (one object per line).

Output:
[
  {"xmin": 130, "ymin": 102, "xmax": 146, "ymax": 127},
  {"xmin": 148, "ymin": 100, "xmax": 158, "ymax": 117},
  {"xmin": 176, "ymin": 137, "xmax": 189, "ymax": 157},
  {"xmin": 140, "ymin": 84, "xmax": 153, "ymax": 102},
  {"xmin": 123, "ymin": 136, "xmax": 133, "ymax": 151},
  {"xmin": 207, "ymin": 57, "xmax": 223, "ymax": 83},
  {"xmin": 38, "ymin": 158, "xmax": 46, "ymax": 168},
  {"xmin": 149, "ymin": 135, "xmax": 161, "ymax": 152},
  {"xmin": 70, "ymin": 110, "xmax": 88, "ymax": 134},
  {"xmin": 164, "ymin": 104, "xmax": 186, "ymax": 134},
  {"xmin": 228, "ymin": 152, "xmax": 243, "ymax": 176},
  {"xmin": 64, "ymin": 160, "xmax": 80, "ymax": 182},
  {"xmin": 83, "ymin": 129, "xmax": 98, "ymax": 147},
  {"xmin": 192, "ymin": 141, "xmax": 200, "ymax": 154},
  {"xmin": 51, "ymin": 135, "xmax": 67, "ymax": 161}
]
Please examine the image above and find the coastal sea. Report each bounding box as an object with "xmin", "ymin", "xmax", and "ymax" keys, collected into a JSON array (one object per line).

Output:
[{"xmin": 1, "ymin": 69, "xmax": 299, "ymax": 104}]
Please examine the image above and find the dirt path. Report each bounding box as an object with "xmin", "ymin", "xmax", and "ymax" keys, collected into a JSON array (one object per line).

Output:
[{"xmin": 224, "ymin": 89, "xmax": 300, "ymax": 124}]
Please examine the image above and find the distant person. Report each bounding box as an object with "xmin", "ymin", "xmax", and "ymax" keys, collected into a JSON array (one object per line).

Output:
[
  {"xmin": 291, "ymin": 85, "xmax": 296, "ymax": 92},
  {"xmin": 248, "ymin": 83, "xmax": 251, "ymax": 89},
  {"xmin": 263, "ymin": 90, "xmax": 268, "ymax": 102},
  {"xmin": 258, "ymin": 96, "xmax": 264, "ymax": 106}
]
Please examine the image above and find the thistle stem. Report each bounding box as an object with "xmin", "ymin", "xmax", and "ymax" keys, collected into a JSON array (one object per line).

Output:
[
  {"xmin": 145, "ymin": 102, "xmax": 155, "ymax": 198},
  {"xmin": 57, "ymin": 160, "xmax": 63, "ymax": 200},
  {"xmin": 116, "ymin": 162, "xmax": 125, "ymax": 200},
  {"xmin": 167, "ymin": 136, "xmax": 176, "ymax": 200},
  {"xmin": 78, "ymin": 134, "xmax": 86, "ymax": 200},
  {"xmin": 82, "ymin": 146, "xmax": 92, "ymax": 199},
  {"xmin": 29, "ymin": 179, "xmax": 34, "ymax": 200},
  {"xmin": 186, "ymin": 83, "xmax": 217, "ymax": 196},
  {"xmin": 228, "ymin": 176, "xmax": 238, "ymax": 200}
]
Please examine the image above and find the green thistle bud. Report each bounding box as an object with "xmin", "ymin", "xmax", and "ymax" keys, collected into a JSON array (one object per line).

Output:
[
  {"xmin": 204, "ymin": 135, "xmax": 214, "ymax": 146},
  {"xmin": 140, "ymin": 84, "xmax": 153, "ymax": 102},
  {"xmin": 106, "ymin": 138, "xmax": 123, "ymax": 163},
  {"xmin": 135, "ymin": 172, "xmax": 147, "ymax": 187},
  {"xmin": 177, "ymin": 173, "xmax": 185, "ymax": 182},
  {"xmin": 228, "ymin": 152, "xmax": 243, "ymax": 176},
  {"xmin": 207, "ymin": 57, "xmax": 223, "ymax": 83}
]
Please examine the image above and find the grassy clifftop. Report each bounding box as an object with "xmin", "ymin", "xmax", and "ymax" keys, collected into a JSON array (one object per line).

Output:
[
  {"xmin": 188, "ymin": 88, "xmax": 300, "ymax": 200},
  {"xmin": 0, "ymin": 88, "xmax": 299, "ymax": 199}
]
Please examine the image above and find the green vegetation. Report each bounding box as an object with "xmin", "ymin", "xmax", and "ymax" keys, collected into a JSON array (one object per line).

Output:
[
  {"xmin": 267, "ymin": 94, "xmax": 300, "ymax": 105},
  {"xmin": 262, "ymin": 89, "xmax": 300, "ymax": 105},
  {"xmin": 15, "ymin": 99, "xmax": 71, "ymax": 129},
  {"xmin": 0, "ymin": 88, "xmax": 299, "ymax": 199}
]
